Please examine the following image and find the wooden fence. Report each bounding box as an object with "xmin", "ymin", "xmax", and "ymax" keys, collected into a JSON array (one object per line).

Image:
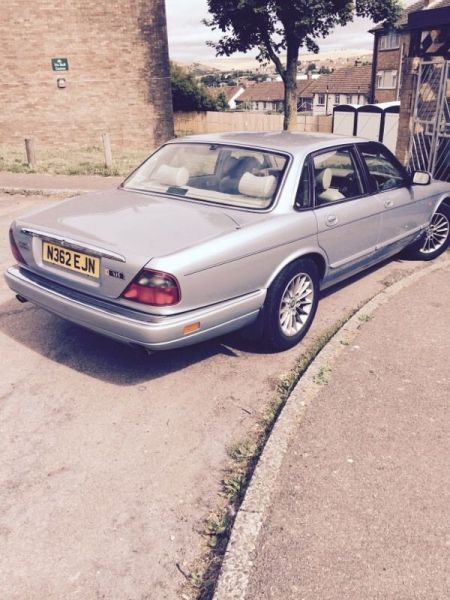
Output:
[{"xmin": 174, "ymin": 111, "xmax": 332, "ymax": 136}]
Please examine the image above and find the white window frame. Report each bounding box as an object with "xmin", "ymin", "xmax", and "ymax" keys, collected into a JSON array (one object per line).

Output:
[
  {"xmin": 346, "ymin": 95, "xmax": 352, "ymax": 104},
  {"xmin": 334, "ymin": 94, "xmax": 340, "ymax": 104},
  {"xmin": 379, "ymin": 31, "xmax": 400, "ymax": 51},
  {"xmin": 376, "ymin": 69, "xmax": 398, "ymax": 90},
  {"xmin": 317, "ymin": 93, "xmax": 325, "ymax": 106}
]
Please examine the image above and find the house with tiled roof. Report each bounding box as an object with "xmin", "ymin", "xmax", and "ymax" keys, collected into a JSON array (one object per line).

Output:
[
  {"xmin": 234, "ymin": 80, "xmax": 314, "ymax": 112},
  {"xmin": 368, "ymin": 0, "xmax": 450, "ymax": 179},
  {"xmin": 207, "ymin": 85, "xmax": 245, "ymax": 109},
  {"xmin": 306, "ymin": 63, "xmax": 372, "ymax": 115},
  {"xmin": 370, "ymin": 0, "xmax": 450, "ymax": 103}
]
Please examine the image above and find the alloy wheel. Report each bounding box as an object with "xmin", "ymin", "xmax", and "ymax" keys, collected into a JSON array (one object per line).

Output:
[
  {"xmin": 278, "ymin": 273, "xmax": 314, "ymax": 337},
  {"xmin": 421, "ymin": 211, "xmax": 450, "ymax": 254}
]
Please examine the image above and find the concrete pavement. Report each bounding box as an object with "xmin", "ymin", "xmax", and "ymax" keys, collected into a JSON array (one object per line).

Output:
[{"xmin": 244, "ymin": 263, "xmax": 450, "ymax": 600}]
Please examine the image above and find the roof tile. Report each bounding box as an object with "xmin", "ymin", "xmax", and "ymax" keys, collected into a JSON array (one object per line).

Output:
[
  {"xmin": 306, "ymin": 64, "xmax": 372, "ymax": 95},
  {"xmin": 237, "ymin": 80, "xmax": 314, "ymax": 102}
]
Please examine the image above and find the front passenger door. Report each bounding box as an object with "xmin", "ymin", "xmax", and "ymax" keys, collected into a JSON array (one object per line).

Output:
[{"xmin": 356, "ymin": 142, "xmax": 428, "ymax": 253}]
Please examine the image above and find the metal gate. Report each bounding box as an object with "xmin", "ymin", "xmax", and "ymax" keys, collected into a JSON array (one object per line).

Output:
[{"xmin": 410, "ymin": 59, "xmax": 450, "ymax": 181}]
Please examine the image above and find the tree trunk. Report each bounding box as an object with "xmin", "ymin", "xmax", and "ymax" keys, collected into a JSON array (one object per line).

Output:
[{"xmin": 283, "ymin": 44, "xmax": 299, "ymax": 131}]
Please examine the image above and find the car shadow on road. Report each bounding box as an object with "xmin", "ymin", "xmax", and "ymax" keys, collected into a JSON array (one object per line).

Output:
[
  {"xmin": 0, "ymin": 296, "xmax": 261, "ymax": 385},
  {"xmin": 0, "ymin": 255, "xmax": 414, "ymax": 386}
]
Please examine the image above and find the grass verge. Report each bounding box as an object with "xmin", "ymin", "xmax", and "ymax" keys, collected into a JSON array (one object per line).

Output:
[
  {"xmin": 0, "ymin": 145, "xmax": 149, "ymax": 177},
  {"xmin": 181, "ymin": 310, "xmax": 359, "ymax": 600}
]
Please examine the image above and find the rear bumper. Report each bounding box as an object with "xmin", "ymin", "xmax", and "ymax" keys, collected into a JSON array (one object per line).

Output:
[{"xmin": 4, "ymin": 266, "xmax": 265, "ymax": 351}]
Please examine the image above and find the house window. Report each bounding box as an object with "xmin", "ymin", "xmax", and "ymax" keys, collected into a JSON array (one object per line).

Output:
[
  {"xmin": 379, "ymin": 31, "xmax": 400, "ymax": 51},
  {"xmin": 376, "ymin": 70, "xmax": 398, "ymax": 90},
  {"xmin": 317, "ymin": 93, "xmax": 325, "ymax": 105},
  {"xmin": 346, "ymin": 95, "xmax": 352, "ymax": 104},
  {"xmin": 334, "ymin": 94, "xmax": 340, "ymax": 104}
]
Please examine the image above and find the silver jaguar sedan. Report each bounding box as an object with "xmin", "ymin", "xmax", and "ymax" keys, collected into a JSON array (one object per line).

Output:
[{"xmin": 5, "ymin": 132, "xmax": 450, "ymax": 352}]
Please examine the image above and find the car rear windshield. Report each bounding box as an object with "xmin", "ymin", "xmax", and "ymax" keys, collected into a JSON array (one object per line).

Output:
[{"xmin": 123, "ymin": 143, "xmax": 289, "ymax": 209}]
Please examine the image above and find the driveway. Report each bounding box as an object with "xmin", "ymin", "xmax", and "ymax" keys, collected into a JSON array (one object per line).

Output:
[{"xmin": 0, "ymin": 193, "xmax": 426, "ymax": 600}]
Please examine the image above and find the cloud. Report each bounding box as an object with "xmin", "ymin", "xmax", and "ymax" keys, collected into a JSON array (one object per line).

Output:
[{"xmin": 165, "ymin": 0, "xmax": 416, "ymax": 62}]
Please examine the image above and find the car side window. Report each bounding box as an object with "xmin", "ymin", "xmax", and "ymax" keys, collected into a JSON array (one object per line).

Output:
[
  {"xmin": 358, "ymin": 143, "xmax": 405, "ymax": 192},
  {"xmin": 313, "ymin": 148, "xmax": 363, "ymax": 206},
  {"xmin": 295, "ymin": 161, "xmax": 312, "ymax": 209}
]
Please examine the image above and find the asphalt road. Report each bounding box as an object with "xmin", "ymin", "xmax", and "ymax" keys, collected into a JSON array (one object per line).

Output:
[{"xmin": 0, "ymin": 194, "xmax": 427, "ymax": 600}]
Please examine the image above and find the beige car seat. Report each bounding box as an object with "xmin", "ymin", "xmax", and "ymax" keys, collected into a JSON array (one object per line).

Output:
[{"xmin": 316, "ymin": 168, "xmax": 345, "ymax": 202}]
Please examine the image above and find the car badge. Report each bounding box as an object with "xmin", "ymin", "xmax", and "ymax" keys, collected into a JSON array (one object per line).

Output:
[{"xmin": 106, "ymin": 268, "xmax": 125, "ymax": 280}]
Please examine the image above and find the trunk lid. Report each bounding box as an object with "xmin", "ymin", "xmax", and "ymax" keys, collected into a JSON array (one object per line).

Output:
[{"xmin": 14, "ymin": 188, "xmax": 240, "ymax": 299}]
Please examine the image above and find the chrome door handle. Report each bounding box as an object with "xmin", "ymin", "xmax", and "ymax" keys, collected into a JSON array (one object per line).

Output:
[
  {"xmin": 326, "ymin": 215, "xmax": 338, "ymax": 226},
  {"xmin": 384, "ymin": 199, "xmax": 394, "ymax": 208}
]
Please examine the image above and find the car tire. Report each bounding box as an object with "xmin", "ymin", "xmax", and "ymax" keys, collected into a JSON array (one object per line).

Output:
[
  {"xmin": 262, "ymin": 258, "xmax": 319, "ymax": 352},
  {"xmin": 406, "ymin": 204, "xmax": 450, "ymax": 261}
]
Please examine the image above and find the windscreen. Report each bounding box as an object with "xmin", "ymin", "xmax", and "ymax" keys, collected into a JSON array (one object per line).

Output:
[{"xmin": 123, "ymin": 143, "xmax": 288, "ymax": 209}]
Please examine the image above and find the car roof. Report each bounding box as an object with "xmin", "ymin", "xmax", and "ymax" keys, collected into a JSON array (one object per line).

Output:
[{"xmin": 172, "ymin": 131, "xmax": 369, "ymax": 158}]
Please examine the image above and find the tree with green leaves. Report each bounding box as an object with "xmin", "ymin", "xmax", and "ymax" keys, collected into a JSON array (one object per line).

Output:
[
  {"xmin": 170, "ymin": 63, "xmax": 218, "ymax": 112},
  {"xmin": 204, "ymin": 0, "xmax": 401, "ymax": 130},
  {"xmin": 216, "ymin": 91, "xmax": 230, "ymax": 111}
]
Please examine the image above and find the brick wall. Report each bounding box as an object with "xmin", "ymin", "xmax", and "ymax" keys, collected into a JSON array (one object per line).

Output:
[
  {"xmin": 0, "ymin": 0, "xmax": 174, "ymax": 150},
  {"xmin": 373, "ymin": 31, "xmax": 410, "ymax": 104}
]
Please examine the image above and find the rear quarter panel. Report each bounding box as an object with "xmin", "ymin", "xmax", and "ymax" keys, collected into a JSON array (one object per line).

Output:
[{"xmin": 146, "ymin": 211, "xmax": 321, "ymax": 314}]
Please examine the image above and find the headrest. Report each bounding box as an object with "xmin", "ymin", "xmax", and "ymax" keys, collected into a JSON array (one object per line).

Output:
[
  {"xmin": 154, "ymin": 164, "xmax": 189, "ymax": 187},
  {"xmin": 315, "ymin": 168, "xmax": 332, "ymax": 191},
  {"xmin": 238, "ymin": 172, "xmax": 277, "ymax": 199}
]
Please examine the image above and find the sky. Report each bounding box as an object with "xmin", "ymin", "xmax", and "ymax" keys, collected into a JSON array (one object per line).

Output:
[{"xmin": 165, "ymin": 0, "xmax": 416, "ymax": 64}]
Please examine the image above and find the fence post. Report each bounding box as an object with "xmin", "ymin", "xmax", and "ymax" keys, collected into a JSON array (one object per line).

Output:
[
  {"xmin": 102, "ymin": 132, "xmax": 113, "ymax": 169},
  {"xmin": 25, "ymin": 138, "xmax": 36, "ymax": 169}
]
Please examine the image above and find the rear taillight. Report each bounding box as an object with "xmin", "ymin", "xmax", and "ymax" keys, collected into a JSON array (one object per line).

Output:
[
  {"xmin": 122, "ymin": 269, "xmax": 180, "ymax": 306},
  {"xmin": 9, "ymin": 227, "xmax": 26, "ymax": 264}
]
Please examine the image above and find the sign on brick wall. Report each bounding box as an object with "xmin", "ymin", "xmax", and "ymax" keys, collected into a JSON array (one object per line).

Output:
[{"xmin": 51, "ymin": 58, "xmax": 69, "ymax": 71}]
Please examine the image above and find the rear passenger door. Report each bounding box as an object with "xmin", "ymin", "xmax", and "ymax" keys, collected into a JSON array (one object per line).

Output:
[{"xmin": 311, "ymin": 145, "xmax": 383, "ymax": 274}]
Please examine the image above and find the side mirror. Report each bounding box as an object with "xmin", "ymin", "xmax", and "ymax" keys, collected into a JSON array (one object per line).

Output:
[{"xmin": 411, "ymin": 170, "xmax": 431, "ymax": 185}]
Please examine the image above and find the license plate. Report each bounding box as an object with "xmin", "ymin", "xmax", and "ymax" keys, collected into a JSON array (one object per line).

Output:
[{"xmin": 42, "ymin": 241, "xmax": 100, "ymax": 279}]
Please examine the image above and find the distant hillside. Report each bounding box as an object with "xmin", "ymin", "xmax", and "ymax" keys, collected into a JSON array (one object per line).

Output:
[{"xmin": 187, "ymin": 49, "xmax": 373, "ymax": 74}]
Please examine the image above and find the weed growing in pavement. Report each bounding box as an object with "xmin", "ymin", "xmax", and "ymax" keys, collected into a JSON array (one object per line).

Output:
[
  {"xmin": 222, "ymin": 472, "xmax": 247, "ymax": 500},
  {"xmin": 313, "ymin": 365, "xmax": 332, "ymax": 386},
  {"xmin": 358, "ymin": 314, "xmax": 373, "ymax": 323},
  {"xmin": 181, "ymin": 310, "xmax": 361, "ymax": 600}
]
